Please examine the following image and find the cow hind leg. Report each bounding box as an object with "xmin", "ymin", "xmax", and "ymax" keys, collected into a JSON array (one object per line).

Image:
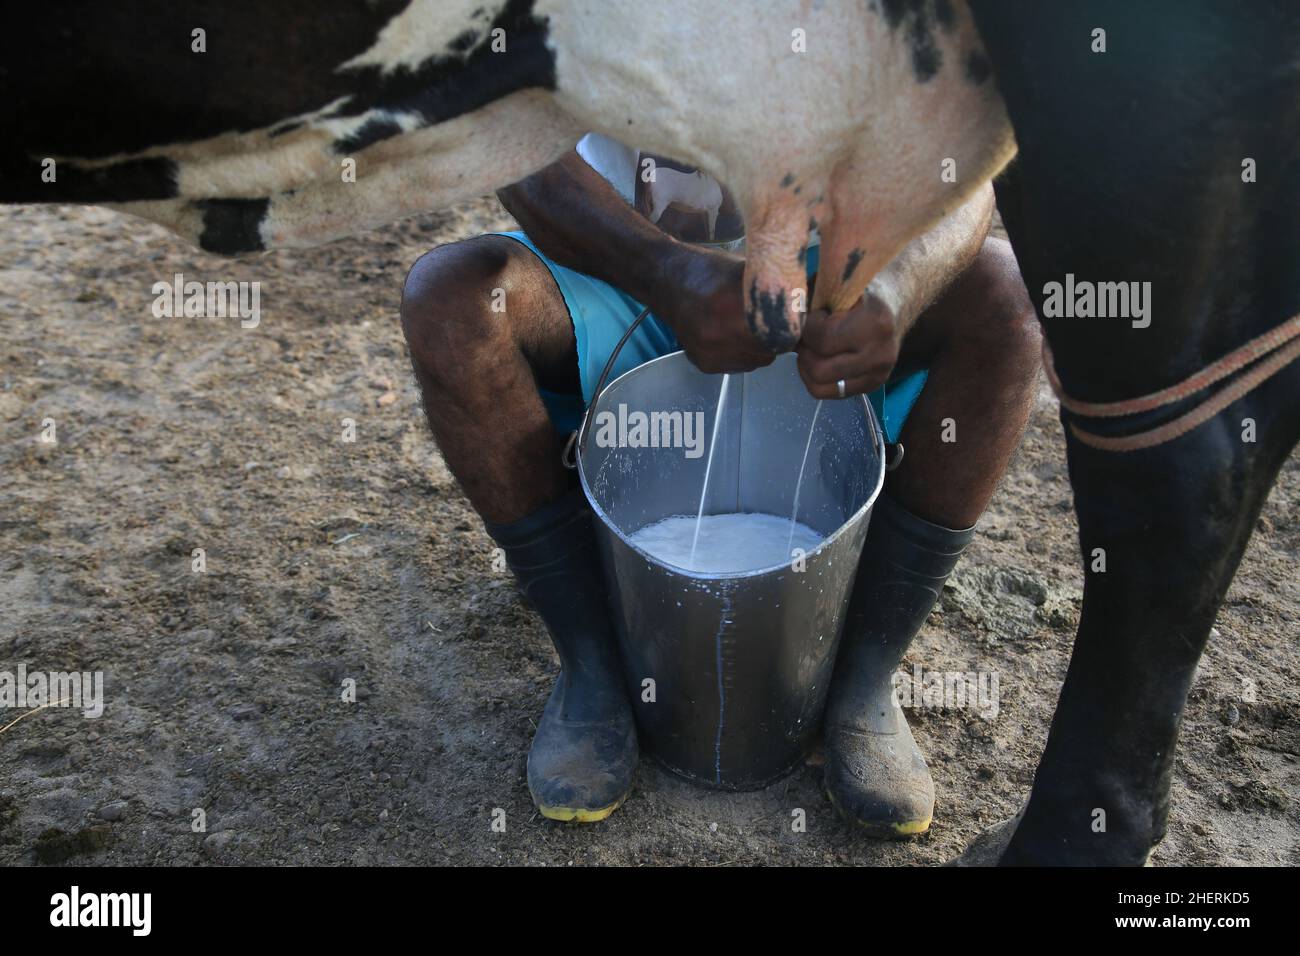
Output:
[
  {"xmin": 109, "ymin": 90, "xmax": 581, "ymax": 253},
  {"xmin": 996, "ymin": 375, "xmax": 1300, "ymax": 865}
]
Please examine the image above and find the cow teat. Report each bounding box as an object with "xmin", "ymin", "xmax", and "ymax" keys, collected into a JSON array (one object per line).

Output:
[{"xmin": 740, "ymin": 188, "xmax": 829, "ymax": 351}]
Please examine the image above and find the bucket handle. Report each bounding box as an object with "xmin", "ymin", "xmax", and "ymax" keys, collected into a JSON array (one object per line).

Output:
[{"xmin": 576, "ymin": 304, "xmax": 652, "ymax": 457}]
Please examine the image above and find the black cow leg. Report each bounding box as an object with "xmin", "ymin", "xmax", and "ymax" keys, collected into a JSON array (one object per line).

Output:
[
  {"xmin": 1000, "ymin": 390, "xmax": 1299, "ymax": 865},
  {"xmin": 965, "ymin": 0, "xmax": 1300, "ymax": 866}
]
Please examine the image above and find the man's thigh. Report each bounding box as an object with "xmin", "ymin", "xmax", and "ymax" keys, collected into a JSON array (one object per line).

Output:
[
  {"xmin": 490, "ymin": 230, "xmax": 680, "ymax": 434},
  {"xmin": 894, "ymin": 236, "xmax": 1029, "ymax": 374},
  {"xmin": 403, "ymin": 232, "xmax": 578, "ymax": 395},
  {"xmin": 477, "ymin": 234, "xmax": 581, "ymax": 397}
]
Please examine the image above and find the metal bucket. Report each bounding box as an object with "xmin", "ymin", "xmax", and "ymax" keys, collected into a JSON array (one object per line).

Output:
[{"xmin": 576, "ymin": 344, "xmax": 885, "ymax": 790}]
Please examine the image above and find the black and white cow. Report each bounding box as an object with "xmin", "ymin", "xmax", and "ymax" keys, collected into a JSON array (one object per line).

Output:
[{"xmin": 4, "ymin": 0, "xmax": 1297, "ymax": 864}]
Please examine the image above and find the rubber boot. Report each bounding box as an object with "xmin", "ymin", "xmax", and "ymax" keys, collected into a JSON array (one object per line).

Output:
[
  {"xmin": 823, "ymin": 493, "xmax": 975, "ymax": 837},
  {"xmin": 485, "ymin": 488, "xmax": 637, "ymax": 822}
]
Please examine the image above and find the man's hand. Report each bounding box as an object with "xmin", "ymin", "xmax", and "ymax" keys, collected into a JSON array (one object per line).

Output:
[
  {"xmin": 795, "ymin": 183, "xmax": 995, "ymax": 400},
  {"xmin": 796, "ymin": 288, "xmax": 901, "ymax": 399},
  {"xmin": 647, "ymin": 245, "xmax": 777, "ymax": 375}
]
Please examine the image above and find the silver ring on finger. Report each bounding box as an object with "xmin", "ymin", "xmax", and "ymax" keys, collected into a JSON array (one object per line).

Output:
[{"xmin": 836, "ymin": 378, "xmax": 846, "ymax": 399}]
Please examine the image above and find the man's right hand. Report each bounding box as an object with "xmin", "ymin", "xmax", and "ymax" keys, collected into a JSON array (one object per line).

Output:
[{"xmin": 647, "ymin": 245, "xmax": 778, "ymax": 375}]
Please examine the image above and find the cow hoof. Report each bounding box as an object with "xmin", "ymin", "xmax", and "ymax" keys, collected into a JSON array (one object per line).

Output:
[
  {"xmin": 945, "ymin": 806, "xmax": 1025, "ymax": 866},
  {"xmin": 948, "ymin": 806, "xmax": 1157, "ymax": 866}
]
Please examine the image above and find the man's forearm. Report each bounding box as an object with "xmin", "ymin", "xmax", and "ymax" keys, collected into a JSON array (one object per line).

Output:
[
  {"xmin": 497, "ymin": 150, "xmax": 685, "ymax": 308},
  {"xmin": 498, "ymin": 149, "xmax": 771, "ymax": 373},
  {"xmin": 869, "ymin": 183, "xmax": 995, "ymax": 334}
]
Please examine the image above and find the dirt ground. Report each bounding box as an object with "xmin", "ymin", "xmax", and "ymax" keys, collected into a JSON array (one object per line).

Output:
[{"xmin": 1, "ymin": 199, "xmax": 1296, "ymax": 867}]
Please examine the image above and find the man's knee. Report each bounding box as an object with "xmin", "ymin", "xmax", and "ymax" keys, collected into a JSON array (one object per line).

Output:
[
  {"xmin": 958, "ymin": 236, "xmax": 1042, "ymax": 361},
  {"xmin": 400, "ymin": 235, "xmax": 527, "ymax": 368}
]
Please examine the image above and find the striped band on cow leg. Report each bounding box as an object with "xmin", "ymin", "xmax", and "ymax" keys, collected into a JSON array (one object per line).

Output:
[{"xmin": 1044, "ymin": 313, "xmax": 1300, "ymax": 452}]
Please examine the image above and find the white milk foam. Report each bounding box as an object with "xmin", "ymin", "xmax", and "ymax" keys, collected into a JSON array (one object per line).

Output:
[{"xmin": 629, "ymin": 512, "xmax": 823, "ymax": 573}]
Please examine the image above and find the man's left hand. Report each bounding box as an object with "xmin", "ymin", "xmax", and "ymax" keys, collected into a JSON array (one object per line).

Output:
[{"xmin": 796, "ymin": 289, "xmax": 901, "ymax": 399}]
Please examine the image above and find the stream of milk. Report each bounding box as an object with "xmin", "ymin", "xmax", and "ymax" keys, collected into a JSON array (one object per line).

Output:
[
  {"xmin": 630, "ymin": 513, "xmax": 823, "ymax": 573},
  {"xmin": 688, "ymin": 373, "xmax": 730, "ymax": 567},
  {"xmin": 786, "ymin": 399, "xmax": 823, "ymax": 556}
]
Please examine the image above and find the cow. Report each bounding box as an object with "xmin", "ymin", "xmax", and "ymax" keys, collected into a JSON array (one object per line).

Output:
[{"xmin": 3, "ymin": 0, "xmax": 1297, "ymax": 865}]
